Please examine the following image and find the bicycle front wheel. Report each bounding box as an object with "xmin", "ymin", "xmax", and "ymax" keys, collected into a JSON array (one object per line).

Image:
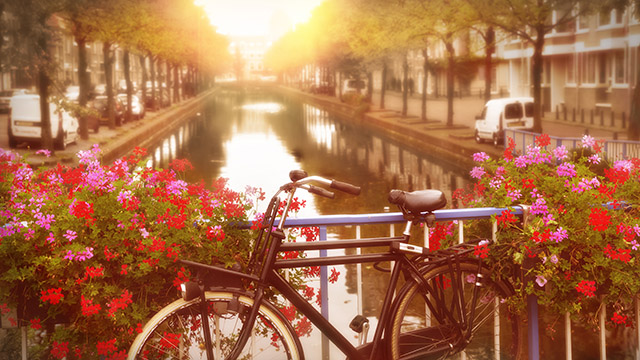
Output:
[
  {"xmin": 389, "ymin": 261, "xmax": 522, "ymax": 359},
  {"xmin": 129, "ymin": 290, "xmax": 303, "ymax": 360}
]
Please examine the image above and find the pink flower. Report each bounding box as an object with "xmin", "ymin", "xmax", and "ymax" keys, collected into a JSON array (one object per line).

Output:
[
  {"xmin": 36, "ymin": 149, "xmax": 51, "ymax": 157},
  {"xmin": 470, "ymin": 166, "xmax": 485, "ymax": 179},
  {"xmin": 535, "ymin": 275, "xmax": 547, "ymax": 287},
  {"xmin": 473, "ymin": 152, "xmax": 489, "ymax": 162},
  {"xmin": 63, "ymin": 230, "xmax": 77, "ymax": 242},
  {"xmin": 581, "ymin": 135, "xmax": 596, "ymax": 148}
]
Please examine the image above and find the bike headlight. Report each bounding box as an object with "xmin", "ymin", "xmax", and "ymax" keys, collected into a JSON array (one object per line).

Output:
[{"xmin": 180, "ymin": 281, "xmax": 201, "ymax": 302}]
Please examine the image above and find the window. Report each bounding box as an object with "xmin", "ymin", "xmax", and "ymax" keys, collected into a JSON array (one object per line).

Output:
[
  {"xmin": 614, "ymin": 8, "xmax": 624, "ymax": 24},
  {"xmin": 582, "ymin": 53, "xmax": 596, "ymax": 84},
  {"xmin": 505, "ymin": 103, "xmax": 523, "ymax": 119},
  {"xmin": 525, "ymin": 102, "xmax": 534, "ymax": 117},
  {"xmin": 614, "ymin": 50, "xmax": 625, "ymax": 84},
  {"xmin": 598, "ymin": 53, "xmax": 608, "ymax": 84},
  {"xmin": 578, "ymin": 13, "xmax": 590, "ymax": 30},
  {"xmin": 599, "ymin": 9, "xmax": 612, "ymax": 26},
  {"xmin": 554, "ymin": 4, "xmax": 575, "ymax": 33},
  {"xmin": 566, "ymin": 54, "xmax": 575, "ymax": 83}
]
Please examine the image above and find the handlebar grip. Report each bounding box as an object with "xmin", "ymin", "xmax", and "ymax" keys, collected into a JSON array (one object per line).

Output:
[
  {"xmin": 308, "ymin": 185, "xmax": 335, "ymax": 199},
  {"xmin": 330, "ymin": 180, "xmax": 361, "ymax": 195}
]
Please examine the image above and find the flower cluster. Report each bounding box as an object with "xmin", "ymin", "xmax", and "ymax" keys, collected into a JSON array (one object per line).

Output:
[
  {"xmin": 462, "ymin": 134, "xmax": 640, "ymax": 328},
  {"xmin": 0, "ymin": 146, "xmax": 261, "ymax": 358}
]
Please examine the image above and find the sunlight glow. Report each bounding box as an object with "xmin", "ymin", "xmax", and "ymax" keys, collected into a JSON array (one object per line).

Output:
[{"xmin": 196, "ymin": 0, "xmax": 324, "ymax": 38}]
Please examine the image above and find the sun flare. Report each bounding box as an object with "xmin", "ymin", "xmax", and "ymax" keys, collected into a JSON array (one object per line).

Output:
[{"xmin": 196, "ymin": 0, "xmax": 324, "ymax": 39}]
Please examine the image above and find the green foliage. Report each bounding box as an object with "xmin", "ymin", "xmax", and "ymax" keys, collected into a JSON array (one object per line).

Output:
[{"xmin": 459, "ymin": 134, "xmax": 640, "ymax": 328}]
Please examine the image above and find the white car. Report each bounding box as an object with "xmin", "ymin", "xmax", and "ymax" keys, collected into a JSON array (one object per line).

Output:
[
  {"xmin": 474, "ymin": 97, "xmax": 534, "ymax": 146},
  {"xmin": 117, "ymin": 94, "xmax": 145, "ymax": 120},
  {"xmin": 0, "ymin": 88, "xmax": 30, "ymax": 113},
  {"xmin": 8, "ymin": 94, "xmax": 79, "ymax": 150}
]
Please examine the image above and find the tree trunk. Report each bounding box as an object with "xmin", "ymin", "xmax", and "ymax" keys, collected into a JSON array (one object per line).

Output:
[
  {"xmin": 421, "ymin": 48, "xmax": 428, "ymax": 121},
  {"xmin": 445, "ymin": 39, "xmax": 455, "ymax": 127},
  {"xmin": 123, "ymin": 49, "xmax": 132, "ymax": 123},
  {"xmin": 103, "ymin": 41, "xmax": 116, "ymax": 128},
  {"xmin": 402, "ymin": 54, "xmax": 409, "ymax": 117},
  {"xmin": 165, "ymin": 60, "xmax": 171, "ymax": 107},
  {"xmin": 484, "ymin": 26, "xmax": 495, "ymax": 103},
  {"xmin": 531, "ymin": 27, "xmax": 545, "ymax": 133},
  {"xmin": 38, "ymin": 68, "xmax": 53, "ymax": 151},
  {"xmin": 76, "ymin": 34, "xmax": 90, "ymax": 139},
  {"xmin": 380, "ymin": 61, "xmax": 387, "ymax": 109},
  {"xmin": 173, "ymin": 64, "xmax": 180, "ymax": 103},
  {"xmin": 139, "ymin": 54, "xmax": 148, "ymax": 108},
  {"xmin": 367, "ymin": 71, "xmax": 373, "ymax": 101},
  {"xmin": 149, "ymin": 54, "xmax": 157, "ymax": 110},
  {"xmin": 628, "ymin": 61, "xmax": 640, "ymax": 140}
]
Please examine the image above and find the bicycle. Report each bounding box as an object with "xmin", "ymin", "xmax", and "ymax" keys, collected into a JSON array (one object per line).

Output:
[{"xmin": 128, "ymin": 170, "xmax": 522, "ymax": 359}]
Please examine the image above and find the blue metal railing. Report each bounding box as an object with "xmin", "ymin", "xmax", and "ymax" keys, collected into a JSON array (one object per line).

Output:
[
  {"xmin": 267, "ymin": 205, "xmax": 541, "ymax": 360},
  {"xmin": 506, "ymin": 129, "xmax": 640, "ymax": 161}
]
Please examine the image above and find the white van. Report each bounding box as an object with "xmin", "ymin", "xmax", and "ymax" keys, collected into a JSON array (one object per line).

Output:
[
  {"xmin": 8, "ymin": 94, "xmax": 79, "ymax": 150},
  {"xmin": 474, "ymin": 97, "xmax": 534, "ymax": 146}
]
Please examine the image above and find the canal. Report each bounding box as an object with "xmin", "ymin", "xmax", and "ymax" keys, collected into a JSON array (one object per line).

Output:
[{"xmin": 171, "ymin": 87, "xmax": 474, "ymax": 359}]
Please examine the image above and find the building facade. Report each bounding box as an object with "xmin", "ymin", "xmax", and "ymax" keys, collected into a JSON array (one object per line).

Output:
[{"xmin": 378, "ymin": 4, "xmax": 639, "ymax": 122}]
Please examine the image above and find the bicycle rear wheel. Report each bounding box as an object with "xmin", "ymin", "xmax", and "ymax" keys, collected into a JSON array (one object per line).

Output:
[
  {"xmin": 129, "ymin": 291, "xmax": 303, "ymax": 359},
  {"xmin": 389, "ymin": 261, "xmax": 522, "ymax": 359}
]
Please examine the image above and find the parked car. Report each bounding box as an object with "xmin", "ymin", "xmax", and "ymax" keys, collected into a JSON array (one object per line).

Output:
[
  {"xmin": 117, "ymin": 94, "xmax": 145, "ymax": 120},
  {"xmin": 8, "ymin": 94, "xmax": 79, "ymax": 150},
  {"xmin": 65, "ymin": 85, "xmax": 80, "ymax": 102},
  {"xmin": 474, "ymin": 97, "xmax": 534, "ymax": 146},
  {"xmin": 342, "ymin": 79, "xmax": 367, "ymax": 95},
  {"xmin": 91, "ymin": 84, "xmax": 107, "ymax": 99},
  {"xmin": 89, "ymin": 95, "xmax": 125, "ymax": 126},
  {"xmin": 0, "ymin": 88, "xmax": 31, "ymax": 113}
]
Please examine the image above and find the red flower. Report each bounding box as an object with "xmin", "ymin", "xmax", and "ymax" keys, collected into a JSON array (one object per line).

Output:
[
  {"xmin": 30, "ymin": 318, "xmax": 42, "ymax": 330},
  {"xmin": 503, "ymin": 137, "xmax": 516, "ymax": 161},
  {"xmin": 522, "ymin": 178, "xmax": 535, "ymax": 189},
  {"xmin": 97, "ymin": 339, "xmax": 118, "ymax": 356},
  {"xmin": 51, "ymin": 341, "xmax": 69, "ymax": 360},
  {"xmin": 106, "ymin": 290, "xmax": 133, "ymax": 317},
  {"xmin": 474, "ymin": 243, "xmax": 489, "ymax": 258},
  {"xmin": 496, "ymin": 210, "xmax": 517, "ymax": 227},
  {"xmin": 576, "ymin": 280, "xmax": 596, "ymax": 297},
  {"xmin": 69, "ymin": 200, "xmax": 95, "ymax": 225},
  {"xmin": 40, "ymin": 288, "xmax": 64, "ymax": 304},
  {"xmin": 611, "ymin": 312, "xmax": 628, "ymax": 326},
  {"xmin": 81, "ymin": 295, "xmax": 101, "ymax": 317},
  {"xmin": 589, "ymin": 208, "xmax": 611, "ymax": 231},
  {"xmin": 328, "ymin": 267, "xmax": 340, "ymax": 283},
  {"xmin": 535, "ymin": 134, "xmax": 550, "ymax": 147}
]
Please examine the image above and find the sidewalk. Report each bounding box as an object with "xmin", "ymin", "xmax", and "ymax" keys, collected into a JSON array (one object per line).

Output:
[
  {"xmin": 0, "ymin": 91, "xmax": 212, "ymax": 167},
  {"xmin": 370, "ymin": 90, "xmax": 628, "ymax": 140}
]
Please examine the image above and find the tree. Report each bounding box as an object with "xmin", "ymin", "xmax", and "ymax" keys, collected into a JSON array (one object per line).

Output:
[
  {"xmin": 5, "ymin": 0, "xmax": 66, "ymax": 152},
  {"xmin": 473, "ymin": 0, "xmax": 606, "ymax": 133}
]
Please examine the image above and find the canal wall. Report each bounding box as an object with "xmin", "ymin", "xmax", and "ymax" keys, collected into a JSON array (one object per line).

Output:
[
  {"xmin": 274, "ymin": 85, "xmax": 497, "ymax": 170},
  {"xmin": 101, "ymin": 90, "xmax": 215, "ymax": 164}
]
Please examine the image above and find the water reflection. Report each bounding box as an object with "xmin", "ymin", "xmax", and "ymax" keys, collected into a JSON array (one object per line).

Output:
[{"xmin": 176, "ymin": 90, "xmax": 475, "ymax": 359}]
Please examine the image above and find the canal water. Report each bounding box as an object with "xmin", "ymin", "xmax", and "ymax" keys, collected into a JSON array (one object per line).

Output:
[{"xmin": 169, "ymin": 87, "xmax": 476, "ymax": 359}]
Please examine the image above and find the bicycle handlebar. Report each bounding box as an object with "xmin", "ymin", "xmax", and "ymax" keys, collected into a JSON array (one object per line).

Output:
[
  {"xmin": 288, "ymin": 170, "xmax": 361, "ymax": 197},
  {"xmin": 330, "ymin": 180, "xmax": 361, "ymax": 195}
]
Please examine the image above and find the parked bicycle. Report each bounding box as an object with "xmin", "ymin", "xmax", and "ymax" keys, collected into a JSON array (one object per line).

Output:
[{"xmin": 128, "ymin": 170, "xmax": 522, "ymax": 359}]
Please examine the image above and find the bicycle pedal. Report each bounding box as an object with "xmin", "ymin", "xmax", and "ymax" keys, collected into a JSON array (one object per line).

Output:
[{"xmin": 349, "ymin": 315, "xmax": 369, "ymax": 333}]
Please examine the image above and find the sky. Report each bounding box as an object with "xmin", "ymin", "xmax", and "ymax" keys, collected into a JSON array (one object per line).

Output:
[{"xmin": 196, "ymin": 0, "xmax": 325, "ymax": 39}]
